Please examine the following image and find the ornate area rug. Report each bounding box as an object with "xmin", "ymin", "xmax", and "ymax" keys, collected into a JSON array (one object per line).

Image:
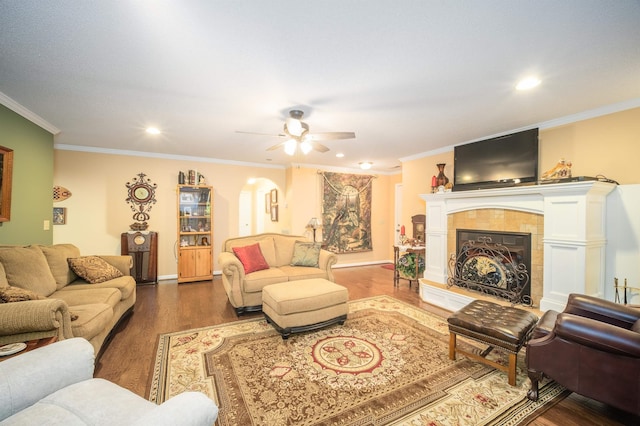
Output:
[{"xmin": 149, "ymin": 296, "xmax": 566, "ymax": 425}]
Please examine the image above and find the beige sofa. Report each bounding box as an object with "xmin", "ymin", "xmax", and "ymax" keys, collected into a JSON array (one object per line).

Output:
[
  {"xmin": 0, "ymin": 244, "xmax": 136, "ymax": 355},
  {"xmin": 218, "ymin": 233, "xmax": 338, "ymax": 315}
]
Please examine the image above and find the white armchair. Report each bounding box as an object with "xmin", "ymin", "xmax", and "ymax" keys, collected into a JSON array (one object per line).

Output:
[{"xmin": 0, "ymin": 338, "xmax": 218, "ymax": 425}]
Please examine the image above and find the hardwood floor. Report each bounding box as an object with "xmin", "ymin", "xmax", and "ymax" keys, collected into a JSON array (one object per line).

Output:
[{"xmin": 95, "ymin": 265, "xmax": 638, "ymax": 425}]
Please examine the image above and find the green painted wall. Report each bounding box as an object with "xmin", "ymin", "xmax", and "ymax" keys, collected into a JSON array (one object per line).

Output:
[{"xmin": 0, "ymin": 104, "xmax": 54, "ymax": 245}]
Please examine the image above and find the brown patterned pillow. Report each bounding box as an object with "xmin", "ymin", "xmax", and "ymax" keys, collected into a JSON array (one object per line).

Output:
[
  {"xmin": 67, "ymin": 256, "xmax": 123, "ymax": 284},
  {"xmin": 0, "ymin": 286, "xmax": 45, "ymax": 303}
]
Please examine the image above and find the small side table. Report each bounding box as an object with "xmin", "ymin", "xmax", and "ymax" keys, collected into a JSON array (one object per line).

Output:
[
  {"xmin": 0, "ymin": 336, "xmax": 58, "ymax": 362},
  {"xmin": 393, "ymin": 245, "xmax": 425, "ymax": 288}
]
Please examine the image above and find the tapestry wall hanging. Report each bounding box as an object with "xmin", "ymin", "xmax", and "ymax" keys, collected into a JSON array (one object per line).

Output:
[{"xmin": 320, "ymin": 171, "xmax": 374, "ymax": 253}]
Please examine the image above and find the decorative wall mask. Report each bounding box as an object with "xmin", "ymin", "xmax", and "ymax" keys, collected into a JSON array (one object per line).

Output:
[
  {"xmin": 53, "ymin": 185, "xmax": 72, "ymax": 202},
  {"xmin": 125, "ymin": 172, "xmax": 157, "ymax": 230}
]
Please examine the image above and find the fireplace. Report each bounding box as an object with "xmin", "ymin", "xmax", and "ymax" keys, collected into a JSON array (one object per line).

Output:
[
  {"xmin": 419, "ymin": 181, "xmax": 616, "ymax": 312},
  {"xmin": 450, "ymin": 229, "xmax": 532, "ymax": 305}
]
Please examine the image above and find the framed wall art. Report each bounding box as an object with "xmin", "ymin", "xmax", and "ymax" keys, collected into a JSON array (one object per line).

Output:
[
  {"xmin": 53, "ymin": 207, "xmax": 66, "ymax": 225},
  {"xmin": 270, "ymin": 188, "xmax": 278, "ymax": 204},
  {"xmin": 270, "ymin": 204, "xmax": 278, "ymax": 222},
  {"xmin": 0, "ymin": 146, "xmax": 14, "ymax": 222}
]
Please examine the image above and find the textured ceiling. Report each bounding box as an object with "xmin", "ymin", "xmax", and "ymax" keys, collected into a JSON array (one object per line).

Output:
[{"xmin": 1, "ymin": 1, "xmax": 639, "ymax": 172}]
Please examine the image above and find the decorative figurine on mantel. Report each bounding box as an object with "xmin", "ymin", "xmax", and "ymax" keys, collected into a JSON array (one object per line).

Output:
[
  {"xmin": 125, "ymin": 172, "xmax": 157, "ymax": 231},
  {"xmin": 541, "ymin": 158, "xmax": 572, "ymax": 180}
]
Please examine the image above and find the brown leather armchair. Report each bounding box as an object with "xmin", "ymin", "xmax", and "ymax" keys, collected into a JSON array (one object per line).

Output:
[{"xmin": 526, "ymin": 293, "xmax": 640, "ymax": 415}]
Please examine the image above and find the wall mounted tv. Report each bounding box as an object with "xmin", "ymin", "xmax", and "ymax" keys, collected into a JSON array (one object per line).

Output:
[{"xmin": 453, "ymin": 128, "xmax": 539, "ymax": 191}]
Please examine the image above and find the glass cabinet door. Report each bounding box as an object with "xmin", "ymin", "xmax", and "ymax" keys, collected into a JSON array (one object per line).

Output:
[
  {"xmin": 177, "ymin": 184, "xmax": 213, "ymax": 283},
  {"xmin": 178, "ymin": 186, "xmax": 212, "ymax": 247}
]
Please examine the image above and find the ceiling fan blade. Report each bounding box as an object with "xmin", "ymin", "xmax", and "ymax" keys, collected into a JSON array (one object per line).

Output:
[
  {"xmin": 311, "ymin": 141, "xmax": 330, "ymax": 153},
  {"xmin": 308, "ymin": 132, "xmax": 356, "ymax": 141},
  {"xmin": 236, "ymin": 130, "xmax": 286, "ymax": 137},
  {"xmin": 266, "ymin": 141, "xmax": 287, "ymax": 151}
]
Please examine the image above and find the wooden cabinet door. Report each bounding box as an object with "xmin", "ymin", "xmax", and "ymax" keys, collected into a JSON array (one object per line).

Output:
[
  {"xmin": 178, "ymin": 249, "xmax": 196, "ymax": 280},
  {"xmin": 194, "ymin": 248, "xmax": 212, "ymax": 277}
]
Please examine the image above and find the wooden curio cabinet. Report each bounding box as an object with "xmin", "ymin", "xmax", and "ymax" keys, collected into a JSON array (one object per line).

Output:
[{"xmin": 177, "ymin": 185, "xmax": 213, "ymax": 283}]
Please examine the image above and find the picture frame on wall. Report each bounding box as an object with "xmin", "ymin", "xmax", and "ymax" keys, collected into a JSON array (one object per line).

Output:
[
  {"xmin": 270, "ymin": 204, "xmax": 278, "ymax": 222},
  {"xmin": 270, "ymin": 188, "xmax": 278, "ymax": 204},
  {"xmin": 53, "ymin": 207, "xmax": 66, "ymax": 225}
]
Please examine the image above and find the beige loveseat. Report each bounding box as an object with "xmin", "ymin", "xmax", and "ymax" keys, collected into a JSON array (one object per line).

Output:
[
  {"xmin": 219, "ymin": 233, "xmax": 338, "ymax": 315},
  {"xmin": 0, "ymin": 244, "xmax": 136, "ymax": 355}
]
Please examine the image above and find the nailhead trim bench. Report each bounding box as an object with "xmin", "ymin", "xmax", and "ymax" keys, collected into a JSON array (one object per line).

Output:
[{"xmin": 447, "ymin": 299, "xmax": 539, "ymax": 386}]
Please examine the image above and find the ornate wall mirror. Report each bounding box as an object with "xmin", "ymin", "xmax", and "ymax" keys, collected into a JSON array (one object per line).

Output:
[{"xmin": 0, "ymin": 146, "xmax": 14, "ymax": 222}]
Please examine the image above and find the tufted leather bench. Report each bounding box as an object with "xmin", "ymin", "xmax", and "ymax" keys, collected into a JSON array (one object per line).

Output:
[{"xmin": 447, "ymin": 299, "xmax": 539, "ymax": 386}]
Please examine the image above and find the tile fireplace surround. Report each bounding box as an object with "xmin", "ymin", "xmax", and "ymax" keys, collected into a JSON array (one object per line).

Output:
[{"xmin": 420, "ymin": 181, "xmax": 616, "ymax": 313}]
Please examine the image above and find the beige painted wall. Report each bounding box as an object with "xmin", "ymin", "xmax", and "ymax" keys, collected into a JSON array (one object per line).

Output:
[
  {"xmin": 53, "ymin": 150, "xmax": 399, "ymax": 278},
  {"xmin": 539, "ymin": 107, "xmax": 640, "ymax": 184},
  {"xmin": 401, "ymin": 151, "xmax": 453, "ymax": 234},
  {"xmin": 284, "ymin": 166, "xmax": 399, "ymax": 265},
  {"xmin": 401, "ymin": 107, "xmax": 640, "ymax": 227},
  {"xmin": 52, "ymin": 107, "xmax": 637, "ymax": 279},
  {"xmin": 53, "ymin": 150, "xmax": 286, "ymax": 278}
]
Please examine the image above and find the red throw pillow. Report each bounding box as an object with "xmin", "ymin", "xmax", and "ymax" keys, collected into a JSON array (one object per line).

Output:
[{"xmin": 232, "ymin": 243, "xmax": 270, "ymax": 274}]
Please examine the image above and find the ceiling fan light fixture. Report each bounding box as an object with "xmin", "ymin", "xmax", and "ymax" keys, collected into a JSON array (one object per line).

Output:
[
  {"xmin": 300, "ymin": 140, "xmax": 312, "ymax": 154},
  {"xmin": 284, "ymin": 139, "xmax": 297, "ymax": 156},
  {"xmin": 286, "ymin": 117, "xmax": 303, "ymax": 136}
]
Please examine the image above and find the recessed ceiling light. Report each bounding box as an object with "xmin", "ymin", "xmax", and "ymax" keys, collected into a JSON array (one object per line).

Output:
[
  {"xmin": 336, "ymin": 153, "xmax": 344, "ymax": 158},
  {"xmin": 359, "ymin": 162, "xmax": 372, "ymax": 170},
  {"xmin": 146, "ymin": 127, "xmax": 161, "ymax": 135},
  {"xmin": 516, "ymin": 77, "xmax": 541, "ymax": 91}
]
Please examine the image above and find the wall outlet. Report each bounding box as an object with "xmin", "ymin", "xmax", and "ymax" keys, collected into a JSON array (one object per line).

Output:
[{"xmin": 43, "ymin": 220, "xmax": 50, "ymax": 230}]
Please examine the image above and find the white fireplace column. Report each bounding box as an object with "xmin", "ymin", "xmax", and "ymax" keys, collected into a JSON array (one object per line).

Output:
[{"xmin": 419, "ymin": 181, "xmax": 616, "ymax": 312}]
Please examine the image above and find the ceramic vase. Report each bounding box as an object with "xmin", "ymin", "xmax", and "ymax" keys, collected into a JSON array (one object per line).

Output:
[{"xmin": 436, "ymin": 163, "xmax": 449, "ymax": 187}]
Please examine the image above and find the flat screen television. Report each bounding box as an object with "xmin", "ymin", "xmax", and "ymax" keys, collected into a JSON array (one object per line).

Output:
[{"xmin": 453, "ymin": 128, "xmax": 539, "ymax": 191}]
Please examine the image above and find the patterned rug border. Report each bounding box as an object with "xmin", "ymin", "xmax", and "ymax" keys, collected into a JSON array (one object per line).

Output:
[{"xmin": 148, "ymin": 295, "xmax": 566, "ymax": 425}]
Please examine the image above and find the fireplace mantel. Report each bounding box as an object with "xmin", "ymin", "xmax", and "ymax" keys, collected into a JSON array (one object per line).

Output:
[{"xmin": 419, "ymin": 181, "xmax": 616, "ymax": 312}]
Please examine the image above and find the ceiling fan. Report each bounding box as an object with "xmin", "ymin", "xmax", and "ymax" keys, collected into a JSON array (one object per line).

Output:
[{"xmin": 237, "ymin": 109, "xmax": 356, "ymax": 156}]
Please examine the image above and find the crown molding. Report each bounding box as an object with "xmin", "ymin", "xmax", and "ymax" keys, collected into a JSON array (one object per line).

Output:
[
  {"xmin": 290, "ymin": 162, "xmax": 400, "ymax": 175},
  {"xmin": 403, "ymin": 98, "xmax": 640, "ymax": 162},
  {"xmin": 53, "ymin": 144, "xmax": 287, "ymax": 169},
  {"xmin": 0, "ymin": 91, "xmax": 60, "ymax": 135}
]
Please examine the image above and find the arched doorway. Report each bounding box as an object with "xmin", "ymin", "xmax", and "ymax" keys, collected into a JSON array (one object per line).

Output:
[{"xmin": 239, "ymin": 178, "xmax": 278, "ymax": 236}]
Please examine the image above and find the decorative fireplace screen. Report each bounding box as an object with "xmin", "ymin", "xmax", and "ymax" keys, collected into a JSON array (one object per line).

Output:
[{"xmin": 448, "ymin": 235, "xmax": 532, "ymax": 306}]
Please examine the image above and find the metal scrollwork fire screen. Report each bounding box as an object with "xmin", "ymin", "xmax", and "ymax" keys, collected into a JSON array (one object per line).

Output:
[{"xmin": 448, "ymin": 236, "xmax": 532, "ymax": 306}]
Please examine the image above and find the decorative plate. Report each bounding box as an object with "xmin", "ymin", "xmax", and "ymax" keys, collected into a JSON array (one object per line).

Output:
[
  {"xmin": 461, "ymin": 255, "xmax": 507, "ymax": 289},
  {"xmin": 0, "ymin": 342, "xmax": 27, "ymax": 356}
]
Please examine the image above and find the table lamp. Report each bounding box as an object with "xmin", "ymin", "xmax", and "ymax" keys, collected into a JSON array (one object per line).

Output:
[{"xmin": 306, "ymin": 217, "xmax": 322, "ymax": 242}]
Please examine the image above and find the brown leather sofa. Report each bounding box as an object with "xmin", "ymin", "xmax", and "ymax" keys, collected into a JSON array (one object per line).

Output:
[{"xmin": 526, "ymin": 293, "xmax": 640, "ymax": 415}]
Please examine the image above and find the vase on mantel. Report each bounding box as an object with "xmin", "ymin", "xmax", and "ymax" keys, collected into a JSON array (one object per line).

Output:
[{"xmin": 436, "ymin": 163, "xmax": 449, "ymax": 187}]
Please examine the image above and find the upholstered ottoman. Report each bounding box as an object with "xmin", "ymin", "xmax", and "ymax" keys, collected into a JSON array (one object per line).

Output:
[
  {"xmin": 262, "ymin": 278, "xmax": 349, "ymax": 339},
  {"xmin": 447, "ymin": 299, "xmax": 538, "ymax": 386}
]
